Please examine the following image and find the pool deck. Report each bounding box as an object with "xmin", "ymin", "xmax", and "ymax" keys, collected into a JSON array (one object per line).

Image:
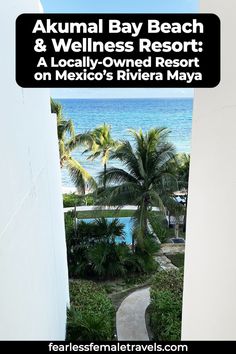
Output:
[{"xmin": 63, "ymin": 205, "xmax": 160, "ymax": 213}]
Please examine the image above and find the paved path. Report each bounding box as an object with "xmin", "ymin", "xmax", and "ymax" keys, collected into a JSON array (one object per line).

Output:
[
  {"xmin": 155, "ymin": 255, "xmax": 178, "ymax": 271},
  {"xmin": 116, "ymin": 287, "xmax": 150, "ymax": 341}
]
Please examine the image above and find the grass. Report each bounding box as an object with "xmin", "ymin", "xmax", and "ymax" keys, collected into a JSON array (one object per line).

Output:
[
  {"xmin": 76, "ymin": 209, "xmax": 136, "ymax": 219},
  {"xmin": 75, "ymin": 209, "xmax": 164, "ymax": 220},
  {"xmin": 100, "ymin": 273, "xmax": 157, "ymax": 310},
  {"xmin": 165, "ymin": 227, "xmax": 186, "ymax": 240},
  {"xmin": 167, "ymin": 254, "xmax": 185, "ymax": 268},
  {"xmin": 101, "ymin": 273, "xmax": 153, "ymax": 294}
]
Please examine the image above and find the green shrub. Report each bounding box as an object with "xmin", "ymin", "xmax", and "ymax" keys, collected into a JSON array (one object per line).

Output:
[
  {"xmin": 131, "ymin": 238, "xmax": 159, "ymax": 274},
  {"xmin": 88, "ymin": 242, "xmax": 129, "ymax": 279},
  {"xmin": 63, "ymin": 193, "xmax": 94, "ymax": 207},
  {"xmin": 65, "ymin": 217, "xmax": 129, "ymax": 279},
  {"xmin": 168, "ymin": 254, "xmax": 185, "ymax": 269},
  {"xmin": 148, "ymin": 213, "xmax": 168, "ymax": 243},
  {"xmin": 150, "ymin": 270, "xmax": 183, "ymax": 341},
  {"xmin": 83, "ymin": 195, "xmax": 94, "ymax": 206},
  {"xmin": 84, "ymin": 237, "xmax": 159, "ymax": 280},
  {"xmin": 124, "ymin": 273, "xmax": 152, "ymax": 286},
  {"xmin": 63, "ymin": 194, "xmax": 82, "ymax": 207},
  {"xmin": 77, "ymin": 217, "xmax": 125, "ymax": 245},
  {"xmin": 150, "ymin": 290, "xmax": 182, "ymax": 340},
  {"xmin": 76, "ymin": 218, "xmax": 127, "ymax": 279},
  {"xmin": 64, "ymin": 211, "xmax": 75, "ymax": 239},
  {"xmin": 64, "ymin": 212, "xmax": 78, "ymax": 277},
  {"xmin": 151, "ymin": 269, "xmax": 183, "ymax": 296},
  {"xmin": 65, "ymin": 214, "xmax": 159, "ymax": 280},
  {"xmin": 67, "ymin": 280, "xmax": 115, "ymax": 341}
]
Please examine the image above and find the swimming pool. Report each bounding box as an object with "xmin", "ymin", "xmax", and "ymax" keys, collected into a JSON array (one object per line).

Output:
[{"xmin": 79, "ymin": 217, "xmax": 133, "ymax": 244}]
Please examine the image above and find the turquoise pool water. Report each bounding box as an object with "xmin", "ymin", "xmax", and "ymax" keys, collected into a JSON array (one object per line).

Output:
[{"xmin": 79, "ymin": 217, "xmax": 133, "ymax": 244}]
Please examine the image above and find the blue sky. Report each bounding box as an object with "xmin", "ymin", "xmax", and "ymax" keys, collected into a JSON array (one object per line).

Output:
[
  {"xmin": 40, "ymin": 0, "xmax": 199, "ymax": 98},
  {"xmin": 41, "ymin": 0, "xmax": 198, "ymax": 14}
]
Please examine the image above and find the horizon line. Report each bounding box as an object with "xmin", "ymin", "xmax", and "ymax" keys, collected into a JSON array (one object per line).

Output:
[{"xmin": 53, "ymin": 96, "xmax": 193, "ymax": 100}]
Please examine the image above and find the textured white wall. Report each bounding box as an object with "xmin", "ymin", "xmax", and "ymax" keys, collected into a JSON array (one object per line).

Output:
[
  {"xmin": 182, "ymin": 0, "xmax": 236, "ymax": 339},
  {"xmin": 0, "ymin": 0, "xmax": 69, "ymax": 339}
]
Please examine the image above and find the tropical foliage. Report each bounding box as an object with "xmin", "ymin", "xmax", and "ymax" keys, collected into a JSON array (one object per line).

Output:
[
  {"xmin": 67, "ymin": 280, "xmax": 115, "ymax": 341},
  {"xmin": 148, "ymin": 215, "xmax": 169, "ymax": 243},
  {"xmin": 77, "ymin": 217, "xmax": 125, "ymax": 245},
  {"xmin": 98, "ymin": 128, "xmax": 179, "ymax": 246},
  {"xmin": 149, "ymin": 270, "xmax": 183, "ymax": 341},
  {"xmin": 65, "ymin": 212, "xmax": 159, "ymax": 279},
  {"xmin": 53, "ymin": 96, "xmax": 189, "ymax": 341},
  {"xmin": 168, "ymin": 254, "xmax": 185, "ymax": 269},
  {"xmin": 63, "ymin": 193, "xmax": 94, "ymax": 207},
  {"xmin": 176, "ymin": 153, "xmax": 190, "ymax": 190},
  {"xmin": 59, "ymin": 115, "xmax": 187, "ymax": 341},
  {"xmin": 51, "ymin": 98, "xmax": 95, "ymax": 193},
  {"xmin": 84, "ymin": 123, "xmax": 118, "ymax": 189}
]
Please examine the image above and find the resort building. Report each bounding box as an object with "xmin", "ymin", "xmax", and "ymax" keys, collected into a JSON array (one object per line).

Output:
[
  {"xmin": 0, "ymin": 0, "xmax": 69, "ymax": 339},
  {"xmin": 182, "ymin": 0, "xmax": 236, "ymax": 340},
  {"xmin": 0, "ymin": 0, "xmax": 236, "ymax": 341}
]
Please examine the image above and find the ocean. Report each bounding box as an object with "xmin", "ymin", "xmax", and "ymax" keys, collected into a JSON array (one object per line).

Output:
[{"xmin": 56, "ymin": 98, "xmax": 193, "ymax": 187}]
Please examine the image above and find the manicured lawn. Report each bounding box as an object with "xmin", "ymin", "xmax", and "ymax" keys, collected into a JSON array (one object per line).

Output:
[
  {"xmin": 75, "ymin": 209, "xmax": 163, "ymax": 220},
  {"xmin": 76, "ymin": 209, "xmax": 136, "ymax": 219},
  {"xmin": 168, "ymin": 254, "xmax": 185, "ymax": 268}
]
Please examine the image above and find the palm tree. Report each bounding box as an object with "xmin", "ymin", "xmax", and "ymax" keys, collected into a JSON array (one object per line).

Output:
[
  {"xmin": 176, "ymin": 153, "xmax": 190, "ymax": 190},
  {"xmin": 175, "ymin": 153, "xmax": 190, "ymax": 232},
  {"xmin": 51, "ymin": 98, "xmax": 95, "ymax": 194},
  {"xmin": 93, "ymin": 218, "xmax": 125, "ymax": 243},
  {"xmin": 84, "ymin": 123, "xmax": 118, "ymax": 189},
  {"xmin": 99, "ymin": 128, "xmax": 178, "ymax": 247}
]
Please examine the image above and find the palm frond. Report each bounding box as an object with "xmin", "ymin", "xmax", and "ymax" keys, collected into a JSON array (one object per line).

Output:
[
  {"xmin": 66, "ymin": 158, "xmax": 97, "ymax": 194},
  {"xmin": 97, "ymin": 182, "xmax": 140, "ymax": 207},
  {"xmin": 67, "ymin": 132, "xmax": 93, "ymax": 152},
  {"xmin": 99, "ymin": 167, "xmax": 139, "ymax": 186}
]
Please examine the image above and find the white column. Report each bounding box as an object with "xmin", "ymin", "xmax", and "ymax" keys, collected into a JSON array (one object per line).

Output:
[
  {"xmin": 0, "ymin": 1, "xmax": 69, "ymax": 339},
  {"xmin": 182, "ymin": 0, "xmax": 236, "ymax": 340}
]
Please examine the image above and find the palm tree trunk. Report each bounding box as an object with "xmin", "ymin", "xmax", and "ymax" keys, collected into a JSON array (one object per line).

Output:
[
  {"xmin": 167, "ymin": 210, "xmax": 171, "ymax": 228},
  {"xmin": 175, "ymin": 223, "xmax": 179, "ymax": 238},
  {"xmin": 138, "ymin": 200, "xmax": 148, "ymax": 244},
  {"xmin": 103, "ymin": 162, "xmax": 107, "ymax": 190},
  {"xmin": 144, "ymin": 199, "xmax": 148, "ymax": 238},
  {"xmin": 183, "ymin": 193, "xmax": 188, "ymax": 233},
  {"xmin": 74, "ymin": 205, "xmax": 77, "ymax": 237},
  {"xmin": 132, "ymin": 234, "xmax": 135, "ymax": 253},
  {"xmin": 144, "ymin": 216, "xmax": 148, "ymax": 237}
]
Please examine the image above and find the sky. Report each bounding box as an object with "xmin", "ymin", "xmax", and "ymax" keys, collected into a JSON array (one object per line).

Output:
[{"xmin": 40, "ymin": 0, "xmax": 199, "ymax": 98}]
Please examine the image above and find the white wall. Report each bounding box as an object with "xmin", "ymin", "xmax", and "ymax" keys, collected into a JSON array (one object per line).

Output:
[
  {"xmin": 0, "ymin": 0, "xmax": 69, "ymax": 339},
  {"xmin": 182, "ymin": 0, "xmax": 236, "ymax": 340}
]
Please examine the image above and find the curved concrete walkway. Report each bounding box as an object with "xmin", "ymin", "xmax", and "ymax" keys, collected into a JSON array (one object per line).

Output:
[{"xmin": 116, "ymin": 287, "xmax": 150, "ymax": 341}]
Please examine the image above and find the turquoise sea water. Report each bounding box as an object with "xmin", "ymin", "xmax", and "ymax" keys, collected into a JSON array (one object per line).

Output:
[{"xmin": 56, "ymin": 98, "xmax": 193, "ymax": 187}]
